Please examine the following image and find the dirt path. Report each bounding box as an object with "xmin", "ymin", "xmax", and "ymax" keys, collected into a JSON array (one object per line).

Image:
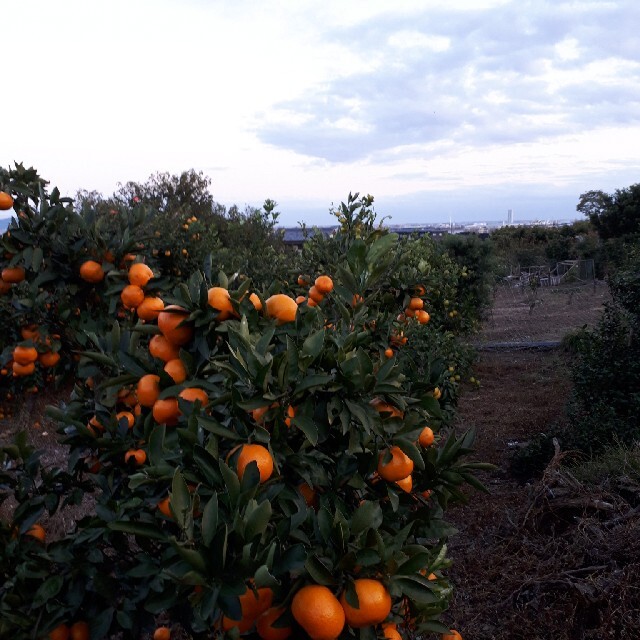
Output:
[{"xmin": 444, "ymin": 348, "xmax": 640, "ymax": 640}]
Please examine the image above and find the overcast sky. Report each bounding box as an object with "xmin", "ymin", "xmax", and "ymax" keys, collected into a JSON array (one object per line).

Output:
[{"xmin": 4, "ymin": 0, "xmax": 640, "ymax": 226}]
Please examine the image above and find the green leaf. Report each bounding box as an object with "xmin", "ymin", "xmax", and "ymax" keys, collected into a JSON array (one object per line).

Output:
[
  {"xmin": 193, "ymin": 445, "xmax": 222, "ymax": 485},
  {"xmin": 305, "ymin": 555, "xmax": 336, "ymax": 586},
  {"xmin": 350, "ymin": 501, "xmax": 383, "ymax": 536},
  {"xmin": 201, "ymin": 494, "xmax": 219, "ymax": 546},
  {"xmin": 254, "ymin": 565, "xmax": 280, "ymax": 588},
  {"xmin": 301, "ymin": 329, "xmax": 324, "ymax": 361},
  {"xmin": 293, "ymin": 373, "xmax": 333, "ymax": 395},
  {"xmin": 148, "ymin": 424, "xmax": 166, "ymax": 466},
  {"xmin": 395, "ymin": 438, "xmax": 425, "ymax": 471},
  {"xmin": 219, "ymin": 460, "xmax": 240, "ymax": 507},
  {"xmin": 171, "ymin": 468, "xmax": 192, "ymax": 531},
  {"xmin": 366, "ymin": 233, "xmax": 398, "ymax": 267},
  {"xmin": 244, "ymin": 499, "xmax": 272, "ymax": 540},
  {"xmin": 391, "ymin": 576, "xmax": 439, "ymax": 604},
  {"xmin": 32, "ymin": 575, "xmax": 63, "ymax": 607},
  {"xmin": 171, "ymin": 539, "xmax": 207, "ymax": 575},
  {"xmin": 291, "ymin": 415, "xmax": 318, "ymax": 446},
  {"xmin": 108, "ymin": 521, "xmax": 167, "ymax": 540},
  {"xmin": 395, "ymin": 552, "xmax": 431, "ymax": 576},
  {"xmin": 31, "ymin": 246, "xmax": 43, "ymax": 271}
]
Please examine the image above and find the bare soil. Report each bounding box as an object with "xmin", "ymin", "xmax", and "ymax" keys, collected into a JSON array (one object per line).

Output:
[
  {"xmin": 480, "ymin": 280, "xmax": 609, "ymax": 344},
  {"xmin": 442, "ymin": 282, "xmax": 640, "ymax": 639}
]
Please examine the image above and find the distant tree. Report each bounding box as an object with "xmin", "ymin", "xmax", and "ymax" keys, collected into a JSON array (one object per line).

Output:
[
  {"xmin": 114, "ymin": 169, "xmax": 217, "ymax": 218},
  {"xmin": 577, "ymin": 185, "xmax": 640, "ymax": 239}
]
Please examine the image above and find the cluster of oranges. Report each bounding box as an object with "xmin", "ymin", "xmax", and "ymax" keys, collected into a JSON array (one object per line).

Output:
[
  {"xmin": 217, "ymin": 577, "xmax": 394, "ymax": 640},
  {"xmin": 215, "ymin": 576, "xmax": 462, "ymax": 640},
  {"xmin": 295, "ymin": 274, "xmax": 334, "ymax": 307},
  {"xmin": 1, "ymin": 325, "xmax": 61, "ymax": 378},
  {"xmin": 46, "ymin": 620, "xmax": 90, "ymax": 640},
  {"xmin": 120, "ymin": 262, "xmax": 160, "ymax": 316},
  {"xmin": 385, "ymin": 287, "xmax": 431, "ymax": 357},
  {"xmin": 370, "ymin": 398, "xmax": 435, "ymax": 494}
]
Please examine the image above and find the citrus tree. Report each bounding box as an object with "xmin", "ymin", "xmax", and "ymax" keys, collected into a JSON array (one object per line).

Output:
[{"xmin": 0, "ymin": 187, "xmax": 489, "ymax": 640}]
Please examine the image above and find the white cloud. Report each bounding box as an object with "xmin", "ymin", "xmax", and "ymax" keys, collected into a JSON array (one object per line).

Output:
[{"xmin": 2, "ymin": 0, "xmax": 639, "ymax": 225}]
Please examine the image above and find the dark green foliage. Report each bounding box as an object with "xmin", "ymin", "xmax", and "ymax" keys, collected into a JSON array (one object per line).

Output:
[
  {"xmin": 578, "ymin": 185, "xmax": 640, "ymax": 240},
  {"xmin": 490, "ymin": 221, "xmax": 598, "ymax": 277}
]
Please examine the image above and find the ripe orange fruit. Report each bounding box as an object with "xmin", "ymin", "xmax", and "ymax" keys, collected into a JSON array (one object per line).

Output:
[
  {"xmin": 38, "ymin": 351, "xmax": 61, "ymax": 368},
  {"xmin": 208, "ymin": 286, "xmax": 237, "ymax": 320},
  {"xmin": 124, "ymin": 449, "xmax": 146, "ymax": 466},
  {"xmin": 69, "ymin": 621, "xmax": 90, "ymax": 640},
  {"xmin": 377, "ymin": 446, "xmax": 414, "ymax": 482},
  {"xmin": 256, "ymin": 607, "xmax": 292, "ymax": 640},
  {"xmin": 20, "ymin": 324, "xmax": 40, "ymax": 340},
  {"xmin": 370, "ymin": 398, "xmax": 404, "ymax": 419},
  {"xmin": 249, "ymin": 292, "xmax": 263, "ymax": 311},
  {"xmin": 251, "ymin": 404, "xmax": 272, "ymax": 424},
  {"xmin": 265, "ymin": 294, "xmax": 298, "ymax": 324},
  {"xmin": 314, "ymin": 275, "xmax": 333, "ymax": 294},
  {"xmin": 298, "ymin": 482, "xmax": 318, "ymax": 508},
  {"xmin": 0, "ymin": 191, "xmax": 14, "ymax": 210},
  {"xmin": 48, "ymin": 623, "xmax": 70, "ymax": 640},
  {"xmin": 384, "ymin": 348, "xmax": 393, "ymax": 359},
  {"xmin": 116, "ymin": 411, "xmax": 135, "ymax": 429},
  {"xmin": 128, "ymin": 262, "xmax": 154, "ymax": 287},
  {"xmin": 339, "ymin": 578, "xmax": 392, "ymax": 628},
  {"xmin": 153, "ymin": 398, "xmax": 181, "ymax": 426},
  {"xmin": 442, "ymin": 631, "xmax": 463, "ymax": 640},
  {"xmin": 179, "ymin": 387, "xmax": 209, "ymax": 407},
  {"xmin": 118, "ymin": 387, "xmax": 137, "ymax": 407},
  {"xmin": 137, "ymin": 374, "xmax": 161, "ymax": 407},
  {"xmin": 419, "ymin": 426, "xmax": 434, "ymax": 447},
  {"xmin": 236, "ymin": 444, "xmax": 274, "ymax": 483},
  {"xmin": 79, "ymin": 260, "xmax": 104, "ymax": 283},
  {"xmin": 433, "ymin": 387, "xmax": 442, "ymax": 400},
  {"xmin": 149, "ymin": 334, "xmax": 180, "ymax": 362},
  {"xmin": 164, "ymin": 358, "xmax": 187, "ymax": 384},
  {"xmin": 12, "ymin": 361, "xmax": 35, "ymax": 376},
  {"xmin": 284, "ymin": 404, "xmax": 296, "ymax": 427},
  {"xmin": 2, "ymin": 266, "xmax": 25, "ymax": 283},
  {"xmin": 414, "ymin": 284, "xmax": 426, "ymax": 296},
  {"xmin": 157, "ymin": 496, "xmax": 173, "ymax": 518},
  {"xmin": 308, "ymin": 286, "xmax": 324, "ymax": 303},
  {"xmin": 297, "ymin": 275, "xmax": 309, "ymax": 286},
  {"xmin": 382, "ymin": 623, "xmax": 402, "ymax": 640},
  {"xmin": 395, "ymin": 475, "xmax": 413, "ymax": 493},
  {"xmin": 153, "ymin": 626, "xmax": 171, "ymax": 640},
  {"xmin": 222, "ymin": 586, "xmax": 274, "ymax": 633},
  {"xmin": 121, "ymin": 284, "xmax": 145, "ymax": 309},
  {"xmin": 26, "ymin": 523, "xmax": 46, "ymax": 542},
  {"xmin": 291, "ymin": 584, "xmax": 345, "ymax": 640},
  {"xmin": 0, "ymin": 277, "xmax": 12, "ymax": 294},
  {"xmin": 137, "ymin": 296, "xmax": 165, "ymax": 321},
  {"xmin": 158, "ymin": 306, "xmax": 193, "ymax": 346},
  {"xmin": 408, "ymin": 297, "xmax": 424, "ymax": 310},
  {"xmin": 307, "ymin": 297, "xmax": 319, "ymax": 307},
  {"xmin": 416, "ymin": 310, "xmax": 430, "ymax": 324},
  {"xmin": 295, "ymin": 295, "xmax": 306, "ymax": 304},
  {"xmin": 13, "ymin": 345, "xmax": 38, "ymax": 365}
]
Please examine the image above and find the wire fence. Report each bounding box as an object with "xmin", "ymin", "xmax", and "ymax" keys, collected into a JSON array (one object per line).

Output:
[{"xmin": 474, "ymin": 277, "xmax": 610, "ymax": 350}]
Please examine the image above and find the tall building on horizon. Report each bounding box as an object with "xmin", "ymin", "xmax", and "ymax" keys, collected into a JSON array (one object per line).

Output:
[{"xmin": 507, "ymin": 208, "xmax": 514, "ymax": 225}]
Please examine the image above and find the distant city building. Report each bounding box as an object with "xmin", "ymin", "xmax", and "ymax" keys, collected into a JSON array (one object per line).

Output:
[{"xmin": 507, "ymin": 209, "xmax": 514, "ymax": 225}]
